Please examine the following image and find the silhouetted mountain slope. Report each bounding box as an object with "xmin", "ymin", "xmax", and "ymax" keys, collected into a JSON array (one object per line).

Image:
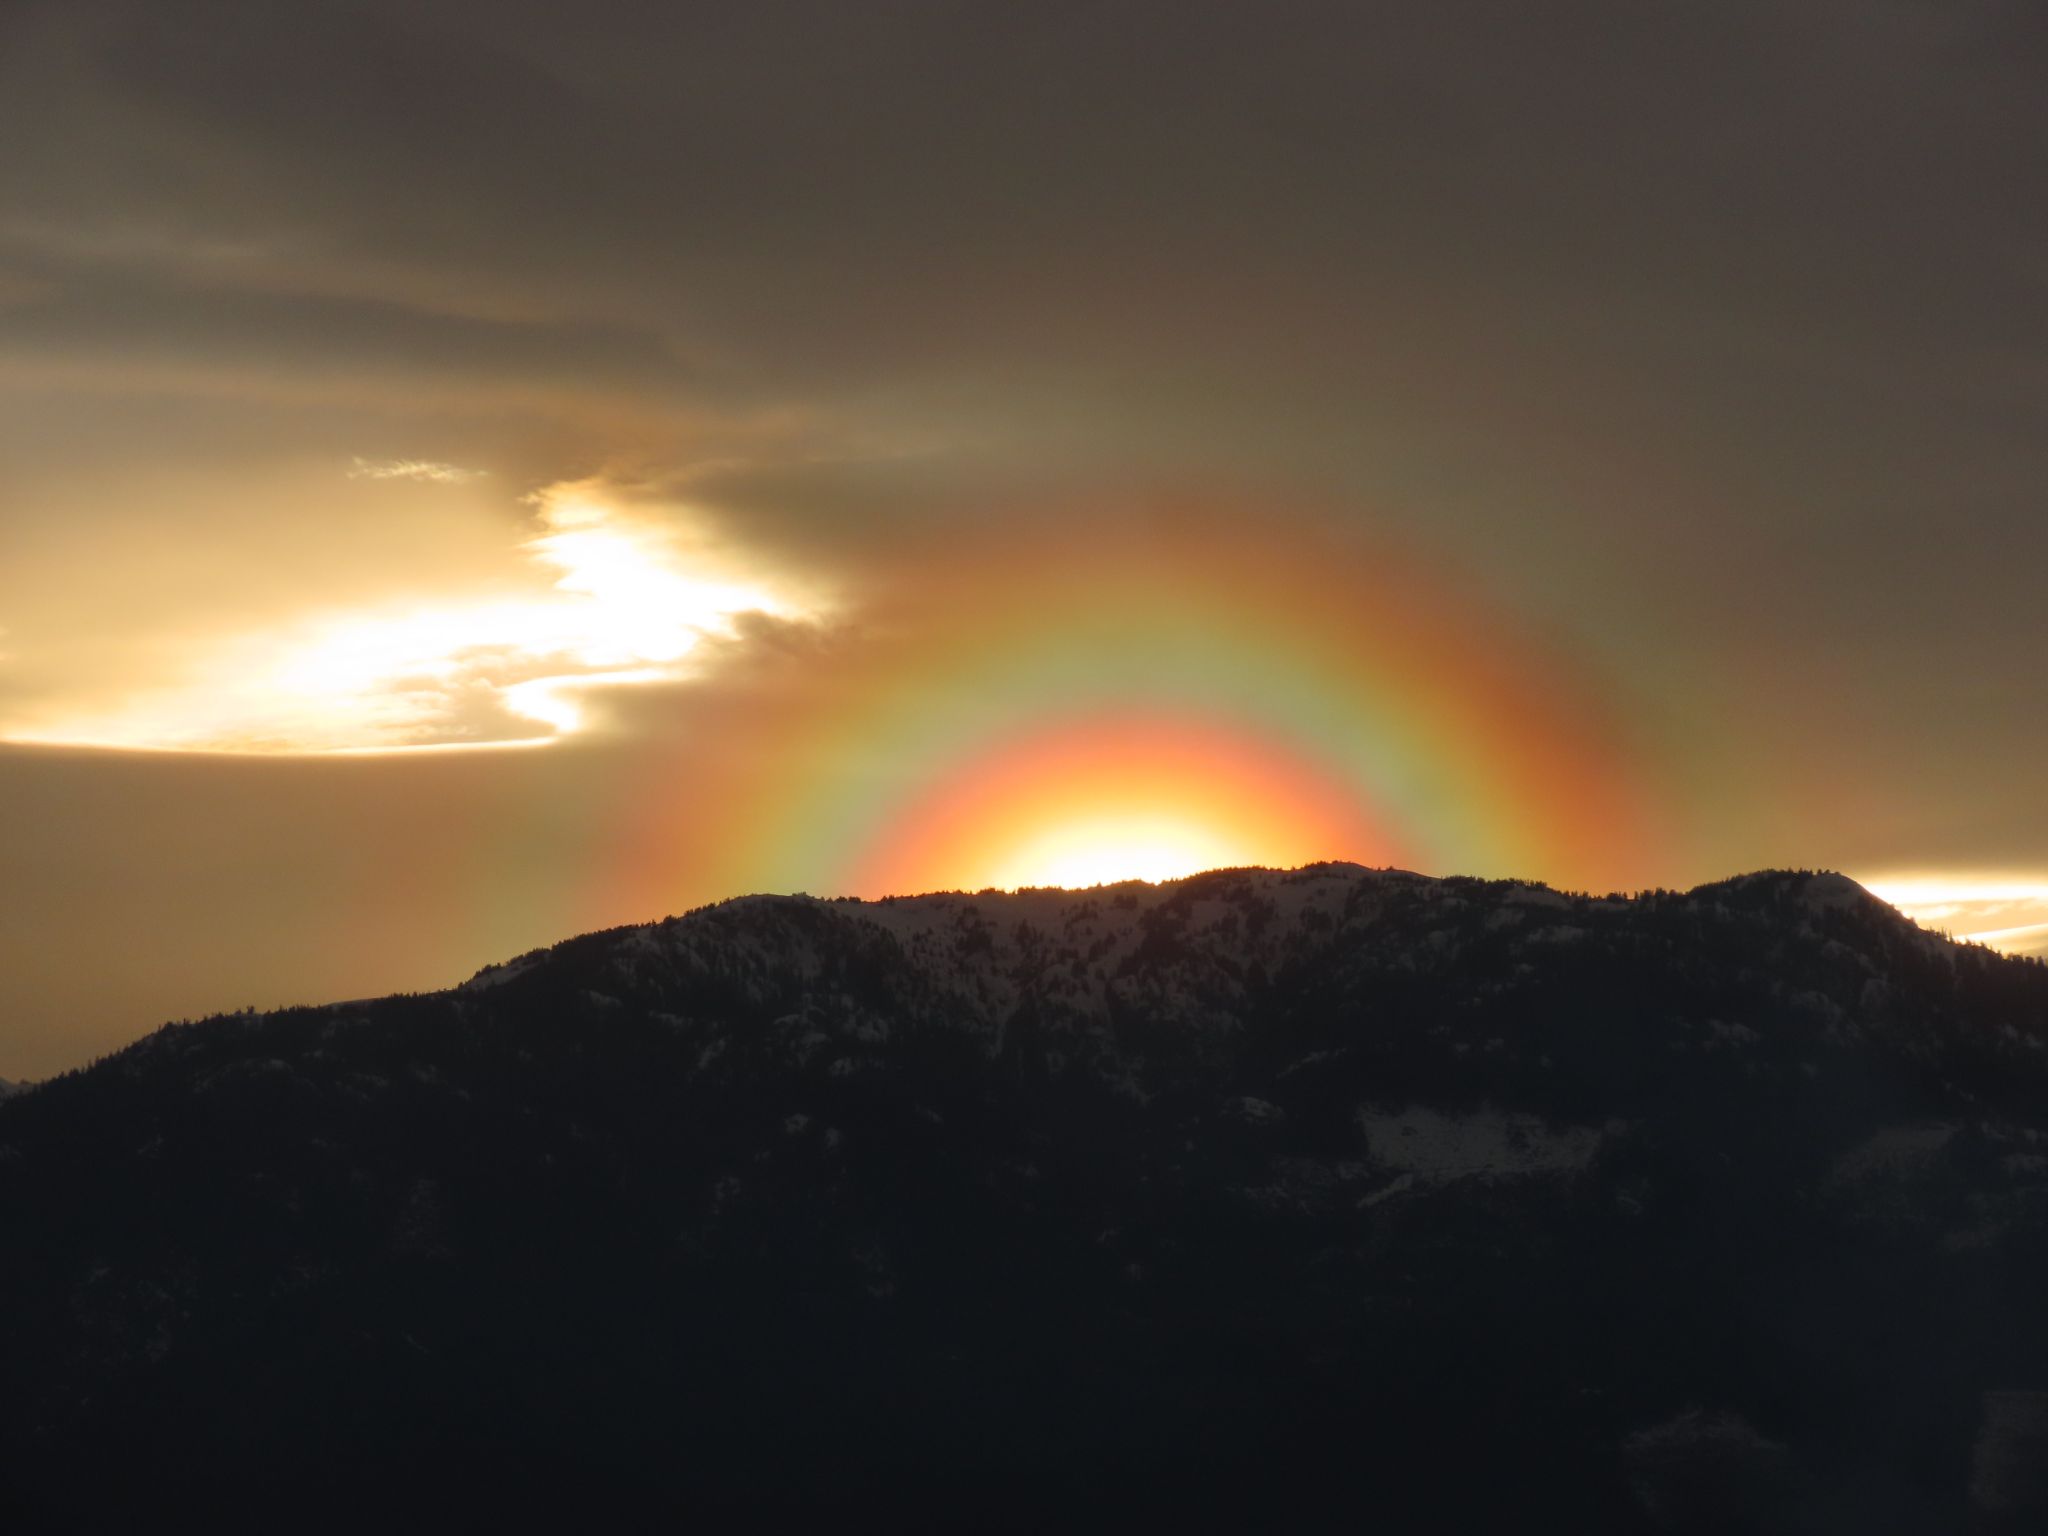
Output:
[{"xmin": 4, "ymin": 864, "xmax": 2048, "ymax": 1532}]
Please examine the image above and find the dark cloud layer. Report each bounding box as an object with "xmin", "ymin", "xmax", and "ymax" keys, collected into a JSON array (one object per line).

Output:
[{"xmin": 1, "ymin": 0, "xmax": 2045, "ymax": 1073}]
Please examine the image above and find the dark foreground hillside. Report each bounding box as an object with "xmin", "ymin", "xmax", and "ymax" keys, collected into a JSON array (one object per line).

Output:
[{"xmin": 4, "ymin": 865, "xmax": 2048, "ymax": 1532}]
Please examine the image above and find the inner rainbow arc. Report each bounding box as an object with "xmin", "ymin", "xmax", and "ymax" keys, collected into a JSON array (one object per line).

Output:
[{"xmin": 591, "ymin": 511, "xmax": 1672, "ymax": 923}]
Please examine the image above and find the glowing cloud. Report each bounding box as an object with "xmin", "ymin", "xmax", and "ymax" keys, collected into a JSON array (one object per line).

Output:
[{"xmin": 2, "ymin": 483, "xmax": 810, "ymax": 753}]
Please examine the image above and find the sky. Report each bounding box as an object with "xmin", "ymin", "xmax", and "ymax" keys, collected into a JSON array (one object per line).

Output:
[{"xmin": 3, "ymin": 0, "xmax": 2046, "ymax": 1077}]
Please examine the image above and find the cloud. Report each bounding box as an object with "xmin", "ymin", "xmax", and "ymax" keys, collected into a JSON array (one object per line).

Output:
[
  {"xmin": 0, "ymin": 478, "xmax": 821, "ymax": 753},
  {"xmin": 0, "ymin": 0, "xmax": 2044, "ymax": 861},
  {"xmin": 348, "ymin": 456, "xmax": 486, "ymax": 484}
]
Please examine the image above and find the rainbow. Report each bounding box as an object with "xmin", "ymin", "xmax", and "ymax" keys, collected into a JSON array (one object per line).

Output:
[{"xmin": 597, "ymin": 506, "xmax": 1668, "ymax": 911}]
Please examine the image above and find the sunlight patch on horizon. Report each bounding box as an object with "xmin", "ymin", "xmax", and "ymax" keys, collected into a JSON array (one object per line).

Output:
[
  {"xmin": 1861, "ymin": 875, "xmax": 2048, "ymax": 957},
  {"xmin": 2, "ymin": 484, "xmax": 811, "ymax": 754}
]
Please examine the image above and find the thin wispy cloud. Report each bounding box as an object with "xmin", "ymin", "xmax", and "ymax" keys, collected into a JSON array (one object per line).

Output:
[{"xmin": 348, "ymin": 456, "xmax": 487, "ymax": 484}]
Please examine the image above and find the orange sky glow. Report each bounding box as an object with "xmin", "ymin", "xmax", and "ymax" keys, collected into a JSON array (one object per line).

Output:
[{"xmin": 847, "ymin": 714, "xmax": 1407, "ymax": 897}]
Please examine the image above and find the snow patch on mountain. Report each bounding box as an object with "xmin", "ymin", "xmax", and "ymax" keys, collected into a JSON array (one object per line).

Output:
[
  {"xmin": 1828, "ymin": 1121, "xmax": 1958, "ymax": 1184},
  {"xmin": 1358, "ymin": 1105, "xmax": 1605, "ymax": 1182}
]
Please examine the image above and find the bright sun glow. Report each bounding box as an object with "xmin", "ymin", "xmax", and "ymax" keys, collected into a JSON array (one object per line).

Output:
[
  {"xmin": 849, "ymin": 714, "xmax": 1403, "ymax": 896},
  {"xmin": 986, "ymin": 812, "xmax": 1249, "ymax": 890},
  {"xmin": 1861, "ymin": 875, "xmax": 2048, "ymax": 957},
  {"xmin": 4, "ymin": 487, "xmax": 809, "ymax": 753}
]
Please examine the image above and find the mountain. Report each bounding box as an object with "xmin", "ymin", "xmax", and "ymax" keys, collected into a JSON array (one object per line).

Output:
[{"xmin": 4, "ymin": 864, "xmax": 2048, "ymax": 1532}]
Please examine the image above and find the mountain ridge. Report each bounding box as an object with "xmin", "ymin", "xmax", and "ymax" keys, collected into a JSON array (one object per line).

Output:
[
  {"xmin": 1, "ymin": 863, "xmax": 2001, "ymax": 1093},
  {"xmin": 4, "ymin": 862, "xmax": 2047, "ymax": 1530}
]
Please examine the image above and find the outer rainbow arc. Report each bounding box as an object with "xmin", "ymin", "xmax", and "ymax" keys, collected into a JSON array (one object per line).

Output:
[{"xmin": 605, "ymin": 510, "xmax": 1669, "ymax": 910}]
